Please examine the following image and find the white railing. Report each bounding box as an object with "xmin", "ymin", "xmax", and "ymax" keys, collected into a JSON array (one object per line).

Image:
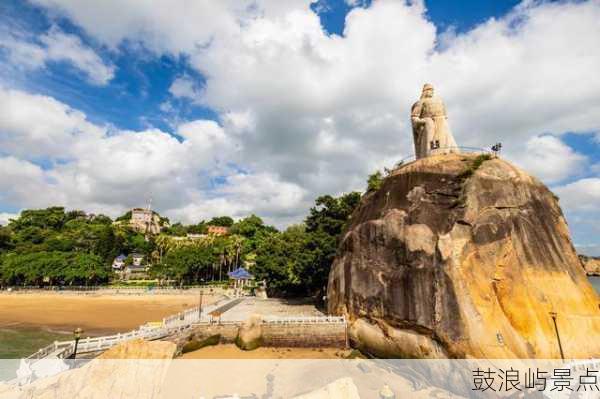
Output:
[
  {"xmin": 26, "ymin": 323, "xmax": 196, "ymax": 362},
  {"xmin": 161, "ymin": 296, "xmax": 233, "ymax": 327},
  {"xmin": 25, "ymin": 296, "xmax": 235, "ymax": 363},
  {"xmin": 25, "ymin": 297, "xmax": 346, "ymax": 364},
  {"xmin": 261, "ymin": 315, "xmax": 346, "ymax": 324}
]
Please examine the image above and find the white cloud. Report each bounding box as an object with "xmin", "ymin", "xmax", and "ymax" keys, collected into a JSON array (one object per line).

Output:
[
  {"xmin": 169, "ymin": 75, "xmax": 203, "ymax": 100},
  {"xmin": 0, "ymin": 26, "xmax": 114, "ymax": 85},
  {"xmin": 554, "ymin": 177, "xmax": 600, "ymax": 256},
  {"xmin": 554, "ymin": 178, "xmax": 600, "ymax": 212},
  {"xmin": 506, "ymin": 135, "xmax": 587, "ymax": 184},
  {"xmin": 166, "ymin": 172, "xmax": 308, "ymax": 227},
  {"xmin": 0, "ymin": 88, "xmax": 105, "ymax": 159},
  {"xmin": 0, "ymin": 87, "xmax": 295, "ymax": 225},
  {"xmin": 0, "ymin": 212, "xmax": 19, "ymax": 226},
  {"xmin": 0, "ymin": 156, "xmax": 66, "ymax": 208},
  {"xmin": 0, "ymin": 38, "xmax": 47, "ymax": 70},
  {"xmin": 30, "ymin": 0, "xmax": 312, "ymax": 54},
  {"xmin": 178, "ymin": 0, "xmax": 600, "ymax": 196}
]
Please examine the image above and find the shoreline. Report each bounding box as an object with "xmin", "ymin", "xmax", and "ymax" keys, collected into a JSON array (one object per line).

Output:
[
  {"xmin": 0, "ymin": 292, "xmax": 219, "ymax": 358},
  {"xmin": 0, "ymin": 288, "xmax": 224, "ymax": 297},
  {"xmin": 0, "ymin": 292, "xmax": 219, "ymax": 336}
]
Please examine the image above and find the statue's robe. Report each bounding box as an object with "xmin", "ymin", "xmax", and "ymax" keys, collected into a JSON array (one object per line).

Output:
[{"xmin": 411, "ymin": 97, "xmax": 459, "ymax": 159}]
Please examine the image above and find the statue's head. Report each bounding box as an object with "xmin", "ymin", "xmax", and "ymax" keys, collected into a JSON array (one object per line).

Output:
[{"xmin": 421, "ymin": 83, "xmax": 434, "ymax": 98}]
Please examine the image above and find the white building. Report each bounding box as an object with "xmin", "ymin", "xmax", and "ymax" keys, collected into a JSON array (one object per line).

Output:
[{"xmin": 112, "ymin": 254, "xmax": 126, "ymax": 270}]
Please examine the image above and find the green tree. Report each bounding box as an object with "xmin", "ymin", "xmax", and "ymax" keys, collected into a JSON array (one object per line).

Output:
[
  {"xmin": 159, "ymin": 246, "xmax": 216, "ymax": 285},
  {"xmin": 208, "ymin": 216, "xmax": 234, "ymax": 227},
  {"xmin": 187, "ymin": 222, "xmax": 207, "ymax": 234},
  {"xmin": 366, "ymin": 170, "xmax": 383, "ymax": 192},
  {"xmin": 254, "ymin": 225, "xmax": 314, "ymax": 297},
  {"xmin": 91, "ymin": 214, "xmax": 113, "ymax": 225},
  {"xmin": 163, "ymin": 222, "xmax": 188, "ymax": 236},
  {"xmin": 0, "ymin": 227, "xmax": 13, "ymax": 253},
  {"xmin": 10, "ymin": 207, "xmax": 67, "ymax": 231},
  {"xmin": 115, "ymin": 211, "xmax": 132, "ymax": 222},
  {"xmin": 0, "ymin": 251, "xmax": 108, "ymax": 286},
  {"xmin": 303, "ymin": 192, "xmax": 361, "ymax": 296}
]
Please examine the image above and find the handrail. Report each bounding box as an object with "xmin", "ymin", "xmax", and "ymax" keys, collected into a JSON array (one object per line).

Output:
[
  {"xmin": 396, "ymin": 146, "xmax": 495, "ymax": 166},
  {"xmin": 24, "ymin": 297, "xmax": 347, "ymax": 363},
  {"xmin": 261, "ymin": 315, "xmax": 346, "ymax": 324},
  {"xmin": 25, "ymin": 295, "xmax": 233, "ymax": 361}
]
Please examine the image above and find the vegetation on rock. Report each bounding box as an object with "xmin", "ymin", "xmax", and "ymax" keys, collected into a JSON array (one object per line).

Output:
[{"xmin": 181, "ymin": 334, "xmax": 221, "ymax": 353}]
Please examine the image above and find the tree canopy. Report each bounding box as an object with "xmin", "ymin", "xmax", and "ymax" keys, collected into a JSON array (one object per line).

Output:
[{"xmin": 0, "ymin": 188, "xmax": 362, "ymax": 296}]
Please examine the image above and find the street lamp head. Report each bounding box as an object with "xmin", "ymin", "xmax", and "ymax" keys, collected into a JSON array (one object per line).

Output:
[{"xmin": 74, "ymin": 327, "xmax": 83, "ymax": 339}]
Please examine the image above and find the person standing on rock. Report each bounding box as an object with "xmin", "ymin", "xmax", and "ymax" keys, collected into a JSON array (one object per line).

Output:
[{"xmin": 411, "ymin": 83, "xmax": 459, "ymax": 159}]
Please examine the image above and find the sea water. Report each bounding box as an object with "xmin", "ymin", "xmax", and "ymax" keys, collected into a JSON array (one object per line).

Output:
[
  {"xmin": 0, "ymin": 327, "xmax": 71, "ymax": 359},
  {"xmin": 590, "ymin": 275, "xmax": 600, "ymax": 295}
]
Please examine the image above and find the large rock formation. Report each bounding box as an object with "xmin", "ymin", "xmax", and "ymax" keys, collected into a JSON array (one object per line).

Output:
[
  {"xmin": 0, "ymin": 339, "xmax": 177, "ymax": 399},
  {"xmin": 328, "ymin": 153, "xmax": 600, "ymax": 359},
  {"xmin": 580, "ymin": 255, "xmax": 600, "ymax": 276}
]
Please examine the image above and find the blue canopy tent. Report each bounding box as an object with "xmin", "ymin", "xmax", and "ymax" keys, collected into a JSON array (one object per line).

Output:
[
  {"xmin": 227, "ymin": 267, "xmax": 254, "ymax": 293},
  {"xmin": 227, "ymin": 267, "xmax": 253, "ymax": 280}
]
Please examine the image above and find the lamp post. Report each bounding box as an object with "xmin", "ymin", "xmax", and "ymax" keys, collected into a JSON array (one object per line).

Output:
[
  {"xmin": 73, "ymin": 327, "xmax": 83, "ymax": 359},
  {"xmin": 198, "ymin": 278, "xmax": 204, "ymax": 321},
  {"xmin": 550, "ymin": 311, "xmax": 565, "ymax": 361}
]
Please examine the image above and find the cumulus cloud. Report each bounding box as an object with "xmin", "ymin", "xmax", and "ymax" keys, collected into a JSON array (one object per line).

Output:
[
  {"xmin": 166, "ymin": 172, "xmax": 308, "ymax": 226},
  {"xmin": 29, "ymin": 0, "xmax": 312, "ymax": 54},
  {"xmin": 554, "ymin": 178, "xmax": 600, "ymax": 256},
  {"xmin": 5, "ymin": 0, "xmax": 600, "ymax": 229},
  {"xmin": 0, "ymin": 88, "xmax": 105, "ymax": 159},
  {"xmin": 0, "ymin": 212, "xmax": 20, "ymax": 226},
  {"xmin": 169, "ymin": 75, "xmax": 203, "ymax": 101},
  {"xmin": 506, "ymin": 135, "xmax": 587, "ymax": 184},
  {"xmin": 185, "ymin": 0, "xmax": 598, "ymax": 197},
  {"xmin": 0, "ymin": 88, "xmax": 242, "ymax": 221},
  {"xmin": 554, "ymin": 178, "xmax": 600, "ymax": 212},
  {"xmin": 0, "ymin": 26, "xmax": 114, "ymax": 85},
  {"xmin": 0, "ymin": 156, "xmax": 66, "ymax": 208}
]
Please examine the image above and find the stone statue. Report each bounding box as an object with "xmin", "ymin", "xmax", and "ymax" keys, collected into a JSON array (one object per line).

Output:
[{"xmin": 411, "ymin": 83, "xmax": 459, "ymax": 159}]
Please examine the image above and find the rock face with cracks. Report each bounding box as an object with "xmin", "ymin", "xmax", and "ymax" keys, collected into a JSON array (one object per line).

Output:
[{"xmin": 327, "ymin": 153, "xmax": 600, "ymax": 359}]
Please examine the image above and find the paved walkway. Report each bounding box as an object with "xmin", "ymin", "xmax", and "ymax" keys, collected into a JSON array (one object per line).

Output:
[
  {"xmin": 24, "ymin": 297, "xmax": 326, "ymax": 362},
  {"xmin": 218, "ymin": 298, "xmax": 324, "ymax": 322}
]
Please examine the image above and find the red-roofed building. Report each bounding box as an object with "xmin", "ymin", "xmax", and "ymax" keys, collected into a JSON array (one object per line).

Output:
[{"xmin": 207, "ymin": 225, "xmax": 230, "ymax": 236}]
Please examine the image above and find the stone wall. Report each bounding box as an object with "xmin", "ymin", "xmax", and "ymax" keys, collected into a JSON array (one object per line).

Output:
[
  {"xmin": 261, "ymin": 323, "xmax": 347, "ymax": 348},
  {"xmin": 171, "ymin": 322, "xmax": 347, "ymax": 352}
]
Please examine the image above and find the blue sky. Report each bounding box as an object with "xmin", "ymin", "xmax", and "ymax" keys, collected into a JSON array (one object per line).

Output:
[
  {"xmin": 3, "ymin": 0, "xmax": 524, "ymax": 132},
  {"xmin": 1, "ymin": 0, "xmax": 599, "ymax": 254}
]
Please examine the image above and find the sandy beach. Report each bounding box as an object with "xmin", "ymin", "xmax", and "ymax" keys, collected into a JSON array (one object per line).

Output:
[
  {"xmin": 180, "ymin": 344, "xmax": 350, "ymax": 359},
  {"xmin": 0, "ymin": 292, "xmax": 218, "ymax": 335}
]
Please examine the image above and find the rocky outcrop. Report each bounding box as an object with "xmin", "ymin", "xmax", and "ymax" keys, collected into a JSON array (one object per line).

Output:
[
  {"xmin": 1, "ymin": 339, "xmax": 176, "ymax": 399},
  {"xmin": 580, "ymin": 255, "xmax": 600, "ymax": 276},
  {"xmin": 99, "ymin": 338, "xmax": 176, "ymax": 359},
  {"xmin": 328, "ymin": 153, "xmax": 600, "ymax": 359},
  {"xmin": 236, "ymin": 314, "xmax": 263, "ymax": 350}
]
